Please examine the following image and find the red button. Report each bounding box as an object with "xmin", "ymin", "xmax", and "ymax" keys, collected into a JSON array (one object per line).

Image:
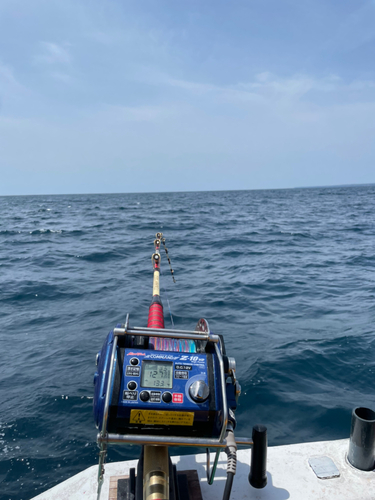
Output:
[{"xmin": 172, "ymin": 393, "xmax": 183, "ymax": 403}]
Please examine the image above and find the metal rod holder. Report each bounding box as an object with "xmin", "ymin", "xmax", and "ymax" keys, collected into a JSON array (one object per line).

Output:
[
  {"xmin": 348, "ymin": 407, "xmax": 375, "ymax": 471},
  {"xmin": 98, "ymin": 432, "xmax": 253, "ymax": 448},
  {"xmin": 249, "ymin": 425, "xmax": 268, "ymax": 489},
  {"xmin": 113, "ymin": 325, "xmax": 219, "ymax": 343}
]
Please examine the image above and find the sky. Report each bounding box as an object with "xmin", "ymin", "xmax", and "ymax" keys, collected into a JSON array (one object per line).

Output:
[{"xmin": 0, "ymin": 0, "xmax": 374, "ymax": 195}]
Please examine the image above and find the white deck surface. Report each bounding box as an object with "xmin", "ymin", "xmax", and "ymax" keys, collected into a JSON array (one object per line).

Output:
[{"xmin": 32, "ymin": 439, "xmax": 375, "ymax": 500}]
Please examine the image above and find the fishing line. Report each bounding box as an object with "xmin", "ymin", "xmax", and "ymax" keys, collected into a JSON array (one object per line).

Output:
[
  {"xmin": 160, "ymin": 268, "xmax": 175, "ymax": 328},
  {"xmin": 161, "ymin": 238, "xmax": 176, "ymax": 283}
]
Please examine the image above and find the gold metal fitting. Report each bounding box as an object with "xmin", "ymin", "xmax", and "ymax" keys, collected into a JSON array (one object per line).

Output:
[{"xmin": 143, "ymin": 445, "xmax": 169, "ymax": 500}]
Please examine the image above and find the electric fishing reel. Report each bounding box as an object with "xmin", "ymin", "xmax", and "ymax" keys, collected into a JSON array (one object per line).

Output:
[
  {"xmin": 93, "ymin": 318, "xmax": 239, "ymax": 440},
  {"xmin": 93, "ymin": 233, "xmax": 268, "ymax": 500}
]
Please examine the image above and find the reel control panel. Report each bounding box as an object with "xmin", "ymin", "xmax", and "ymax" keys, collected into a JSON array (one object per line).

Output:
[
  {"xmin": 121, "ymin": 349, "xmax": 211, "ymax": 409},
  {"xmin": 94, "ymin": 336, "xmax": 226, "ymax": 438}
]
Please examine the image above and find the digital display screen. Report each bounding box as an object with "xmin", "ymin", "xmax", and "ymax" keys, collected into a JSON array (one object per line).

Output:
[{"xmin": 141, "ymin": 361, "xmax": 173, "ymax": 388}]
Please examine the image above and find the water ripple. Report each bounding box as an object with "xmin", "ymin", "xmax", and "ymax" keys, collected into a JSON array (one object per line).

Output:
[{"xmin": 1, "ymin": 186, "xmax": 375, "ymax": 499}]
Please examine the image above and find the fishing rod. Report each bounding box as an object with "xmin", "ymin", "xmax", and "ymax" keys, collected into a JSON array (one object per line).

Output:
[
  {"xmin": 147, "ymin": 233, "xmax": 165, "ymax": 329},
  {"xmin": 93, "ymin": 233, "xmax": 268, "ymax": 500},
  {"xmin": 143, "ymin": 233, "xmax": 169, "ymax": 500}
]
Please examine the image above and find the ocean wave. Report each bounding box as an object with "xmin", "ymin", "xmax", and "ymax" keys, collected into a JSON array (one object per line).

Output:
[
  {"xmin": 1, "ymin": 186, "xmax": 375, "ymax": 500},
  {"xmin": 77, "ymin": 249, "xmax": 129, "ymax": 262}
]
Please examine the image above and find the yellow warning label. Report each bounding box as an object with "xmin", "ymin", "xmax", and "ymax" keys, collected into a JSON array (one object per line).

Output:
[{"xmin": 130, "ymin": 409, "xmax": 194, "ymax": 426}]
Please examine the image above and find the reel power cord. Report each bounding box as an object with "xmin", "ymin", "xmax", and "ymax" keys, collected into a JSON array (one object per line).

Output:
[{"xmin": 223, "ymin": 421, "xmax": 237, "ymax": 500}]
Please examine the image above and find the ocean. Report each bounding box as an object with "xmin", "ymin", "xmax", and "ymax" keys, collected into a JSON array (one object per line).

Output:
[{"xmin": 1, "ymin": 186, "xmax": 375, "ymax": 500}]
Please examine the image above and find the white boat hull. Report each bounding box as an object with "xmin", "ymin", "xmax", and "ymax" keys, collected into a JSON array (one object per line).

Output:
[{"xmin": 31, "ymin": 439, "xmax": 375, "ymax": 500}]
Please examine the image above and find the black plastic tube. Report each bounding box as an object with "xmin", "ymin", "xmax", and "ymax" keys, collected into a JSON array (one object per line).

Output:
[
  {"xmin": 249, "ymin": 425, "xmax": 267, "ymax": 489},
  {"xmin": 222, "ymin": 472, "xmax": 234, "ymax": 500},
  {"xmin": 348, "ymin": 407, "xmax": 375, "ymax": 471}
]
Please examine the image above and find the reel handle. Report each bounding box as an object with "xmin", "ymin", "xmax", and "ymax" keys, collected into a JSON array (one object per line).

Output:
[{"xmin": 249, "ymin": 425, "xmax": 267, "ymax": 489}]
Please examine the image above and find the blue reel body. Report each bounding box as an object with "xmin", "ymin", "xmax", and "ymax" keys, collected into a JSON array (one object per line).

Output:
[{"xmin": 93, "ymin": 329, "xmax": 237, "ymax": 439}]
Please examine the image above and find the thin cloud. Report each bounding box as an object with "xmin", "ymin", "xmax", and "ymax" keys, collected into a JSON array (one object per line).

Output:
[
  {"xmin": 0, "ymin": 61, "xmax": 23, "ymax": 89},
  {"xmin": 93, "ymin": 103, "xmax": 167, "ymax": 123},
  {"xmin": 33, "ymin": 42, "xmax": 71, "ymax": 65},
  {"xmin": 159, "ymin": 72, "xmax": 375, "ymax": 104},
  {"xmin": 237, "ymin": 73, "xmax": 341, "ymax": 98},
  {"xmin": 0, "ymin": 61, "xmax": 29, "ymax": 106}
]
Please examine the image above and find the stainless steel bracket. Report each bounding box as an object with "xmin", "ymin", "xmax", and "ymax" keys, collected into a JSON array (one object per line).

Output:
[{"xmin": 97, "ymin": 433, "xmax": 253, "ymax": 448}]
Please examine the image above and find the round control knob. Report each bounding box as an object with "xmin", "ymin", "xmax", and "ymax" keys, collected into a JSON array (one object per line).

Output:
[
  {"xmin": 130, "ymin": 358, "xmax": 139, "ymax": 366},
  {"xmin": 189, "ymin": 380, "xmax": 209, "ymax": 403},
  {"xmin": 127, "ymin": 381, "xmax": 137, "ymax": 391},
  {"xmin": 162, "ymin": 392, "xmax": 172, "ymax": 403},
  {"xmin": 139, "ymin": 391, "xmax": 150, "ymax": 402}
]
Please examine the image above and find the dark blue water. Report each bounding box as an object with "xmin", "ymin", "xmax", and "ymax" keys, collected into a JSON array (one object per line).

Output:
[{"xmin": 1, "ymin": 186, "xmax": 375, "ymax": 500}]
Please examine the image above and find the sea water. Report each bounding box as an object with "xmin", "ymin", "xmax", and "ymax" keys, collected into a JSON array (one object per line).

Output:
[{"xmin": 1, "ymin": 186, "xmax": 375, "ymax": 500}]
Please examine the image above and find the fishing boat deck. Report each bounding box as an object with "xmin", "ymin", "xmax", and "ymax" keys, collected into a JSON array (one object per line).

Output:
[{"xmin": 32, "ymin": 438, "xmax": 375, "ymax": 500}]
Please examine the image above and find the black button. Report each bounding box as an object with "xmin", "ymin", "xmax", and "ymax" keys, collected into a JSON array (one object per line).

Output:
[
  {"xmin": 162, "ymin": 392, "xmax": 172, "ymax": 403},
  {"xmin": 140, "ymin": 391, "xmax": 150, "ymax": 402},
  {"xmin": 130, "ymin": 358, "xmax": 139, "ymax": 366},
  {"xmin": 128, "ymin": 381, "xmax": 137, "ymax": 391}
]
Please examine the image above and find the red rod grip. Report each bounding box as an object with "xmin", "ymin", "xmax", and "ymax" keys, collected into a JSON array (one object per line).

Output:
[{"xmin": 147, "ymin": 302, "xmax": 165, "ymax": 329}]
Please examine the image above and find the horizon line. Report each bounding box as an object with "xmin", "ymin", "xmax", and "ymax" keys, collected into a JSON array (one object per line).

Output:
[{"xmin": 1, "ymin": 181, "xmax": 374, "ymax": 197}]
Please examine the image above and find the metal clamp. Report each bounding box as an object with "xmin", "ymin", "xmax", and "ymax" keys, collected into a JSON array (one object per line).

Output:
[
  {"xmin": 97, "ymin": 433, "xmax": 253, "ymax": 448},
  {"xmin": 113, "ymin": 323, "xmax": 219, "ymax": 343}
]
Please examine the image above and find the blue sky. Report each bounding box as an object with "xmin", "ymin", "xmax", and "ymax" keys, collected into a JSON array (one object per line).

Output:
[{"xmin": 0, "ymin": 0, "xmax": 374, "ymax": 195}]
